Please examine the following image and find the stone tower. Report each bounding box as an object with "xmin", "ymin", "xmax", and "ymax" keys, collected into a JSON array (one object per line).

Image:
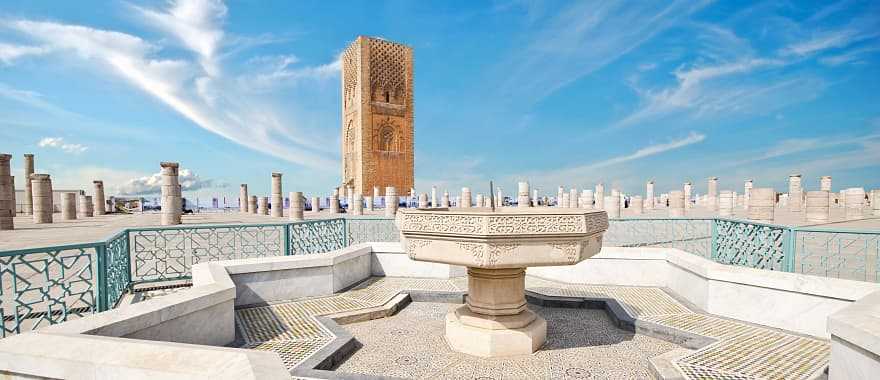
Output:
[{"xmin": 341, "ymin": 36, "xmax": 414, "ymax": 196}]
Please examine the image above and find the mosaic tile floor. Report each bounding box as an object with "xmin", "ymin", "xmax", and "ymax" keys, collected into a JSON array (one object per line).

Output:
[
  {"xmin": 233, "ymin": 276, "xmax": 830, "ymax": 380},
  {"xmin": 337, "ymin": 301, "xmax": 678, "ymax": 379}
]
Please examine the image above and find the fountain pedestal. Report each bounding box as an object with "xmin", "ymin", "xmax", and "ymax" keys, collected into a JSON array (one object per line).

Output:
[{"xmin": 396, "ymin": 208, "xmax": 608, "ymax": 357}]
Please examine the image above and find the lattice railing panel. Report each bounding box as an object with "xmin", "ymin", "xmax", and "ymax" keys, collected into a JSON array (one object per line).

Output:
[
  {"xmin": 713, "ymin": 220, "xmax": 789, "ymax": 271},
  {"xmin": 289, "ymin": 219, "xmax": 346, "ymax": 255},
  {"xmin": 795, "ymin": 230, "xmax": 879, "ymax": 282},
  {"xmin": 104, "ymin": 232, "xmax": 131, "ymax": 309},
  {"xmin": 0, "ymin": 245, "xmax": 98, "ymax": 337},
  {"xmin": 347, "ymin": 218, "xmax": 400, "ymax": 245},
  {"xmin": 130, "ymin": 225, "xmax": 285, "ymax": 282},
  {"xmin": 604, "ymin": 219, "xmax": 712, "ymax": 258}
]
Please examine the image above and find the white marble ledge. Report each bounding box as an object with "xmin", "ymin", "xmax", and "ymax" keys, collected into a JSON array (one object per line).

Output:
[
  {"xmin": 829, "ymin": 290, "xmax": 880, "ymax": 356},
  {"xmin": 217, "ymin": 244, "xmax": 373, "ymax": 274},
  {"xmin": 0, "ymin": 332, "xmax": 289, "ymax": 380},
  {"xmin": 665, "ymin": 249, "xmax": 880, "ymax": 301},
  {"xmin": 594, "ymin": 246, "xmax": 669, "ymax": 260},
  {"xmin": 40, "ymin": 282, "xmax": 234, "ymax": 336},
  {"xmin": 369, "ymin": 241, "xmax": 405, "ymax": 253}
]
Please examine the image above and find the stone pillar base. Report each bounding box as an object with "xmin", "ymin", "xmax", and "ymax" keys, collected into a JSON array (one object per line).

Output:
[{"xmin": 445, "ymin": 305, "xmax": 546, "ymax": 357}]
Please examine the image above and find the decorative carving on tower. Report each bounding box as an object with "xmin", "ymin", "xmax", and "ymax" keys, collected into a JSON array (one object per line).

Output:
[{"xmin": 341, "ymin": 36, "xmax": 414, "ymax": 196}]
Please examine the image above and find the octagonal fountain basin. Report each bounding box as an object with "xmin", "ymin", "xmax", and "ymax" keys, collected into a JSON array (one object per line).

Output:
[{"xmin": 395, "ymin": 207, "xmax": 609, "ymax": 357}]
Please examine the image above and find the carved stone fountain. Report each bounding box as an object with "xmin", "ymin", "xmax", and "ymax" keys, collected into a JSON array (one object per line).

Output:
[{"xmin": 396, "ymin": 207, "xmax": 608, "ymax": 357}]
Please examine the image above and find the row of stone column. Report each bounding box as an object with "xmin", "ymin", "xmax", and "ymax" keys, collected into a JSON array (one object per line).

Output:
[{"xmin": 1, "ymin": 153, "xmax": 109, "ymax": 229}]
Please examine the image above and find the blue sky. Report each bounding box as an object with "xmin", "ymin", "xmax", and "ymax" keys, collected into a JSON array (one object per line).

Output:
[{"xmin": 1, "ymin": 0, "xmax": 878, "ymax": 201}]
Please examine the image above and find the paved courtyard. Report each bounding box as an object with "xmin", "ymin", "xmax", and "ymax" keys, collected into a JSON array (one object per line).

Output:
[{"xmin": 232, "ymin": 276, "xmax": 830, "ymax": 380}]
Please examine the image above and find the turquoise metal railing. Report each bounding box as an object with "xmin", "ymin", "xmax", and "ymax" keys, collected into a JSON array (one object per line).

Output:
[
  {"xmin": 1, "ymin": 242, "xmax": 100, "ymax": 337},
  {"xmin": 1, "ymin": 216, "xmax": 878, "ymax": 337},
  {"xmin": 711, "ymin": 218, "xmax": 792, "ymax": 272},
  {"xmin": 604, "ymin": 218, "xmax": 714, "ymax": 259}
]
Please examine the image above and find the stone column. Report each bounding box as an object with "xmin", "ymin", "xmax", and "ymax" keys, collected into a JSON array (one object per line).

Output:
[
  {"xmin": 346, "ymin": 186, "xmax": 353, "ymax": 208},
  {"xmin": 805, "ymin": 191, "xmax": 830, "ymax": 222},
  {"xmin": 788, "ymin": 174, "xmax": 803, "ymax": 212},
  {"xmin": 532, "ymin": 189, "xmax": 538, "ymax": 207},
  {"xmin": 517, "ymin": 182, "xmax": 530, "ymax": 207},
  {"xmin": 645, "ymin": 181, "xmax": 655, "ymax": 210},
  {"xmin": 872, "ymin": 189, "xmax": 880, "ymax": 216},
  {"xmin": 820, "ymin": 176, "xmax": 832, "ymax": 192},
  {"xmin": 310, "ymin": 196, "xmax": 320, "ymax": 213},
  {"xmin": 256, "ymin": 197, "xmax": 268, "ymax": 215},
  {"xmin": 844, "ymin": 188, "xmax": 865, "ymax": 220},
  {"xmin": 248, "ymin": 195, "xmax": 258, "ymax": 213},
  {"xmin": 329, "ymin": 189, "xmax": 340, "ymax": 214},
  {"xmin": 582, "ymin": 190, "xmax": 594, "ymax": 209},
  {"xmin": 78, "ymin": 195, "xmax": 94, "ymax": 218},
  {"xmin": 0, "ymin": 154, "xmax": 13, "ymax": 230},
  {"xmin": 461, "ymin": 187, "xmax": 472, "ymax": 208},
  {"xmin": 431, "ymin": 186, "xmax": 438, "ymax": 208},
  {"xmin": 418, "ymin": 193, "xmax": 428, "ymax": 208},
  {"xmin": 569, "ymin": 188, "xmax": 578, "ymax": 208},
  {"xmin": 748, "ymin": 188, "xmax": 775, "ymax": 222},
  {"xmin": 289, "ymin": 191, "xmax": 304, "ymax": 221},
  {"xmin": 660, "ymin": 193, "xmax": 668, "ymax": 208},
  {"xmin": 239, "ymin": 184, "xmax": 248, "ymax": 213},
  {"xmin": 61, "ymin": 192, "xmax": 77, "ymax": 220},
  {"xmin": 23, "ymin": 153, "xmax": 34, "ymax": 215},
  {"xmin": 630, "ymin": 196, "xmax": 643, "ymax": 215},
  {"xmin": 373, "ymin": 186, "xmax": 380, "ymax": 201},
  {"xmin": 595, "ymin": 183, "xmax": 605, "ymax": 210},
  {"xmin": 476, "ymin": 193, "xmax": 484, "ymax": 208},
  {"xmin": 365, "ymin": 195, "xmax": 373, "ymax": 211},
  {"xmin": 718, "ymin": 190, "xmax": 734, "ymax": 217},
  {"xmin": 31, "ymin": 174, "xmax": 53, "ymax": 224},
  {"xmin": 385, "ymin": 187, "xmax": 398, "ymax": 216},
  {"xmin": 352, "ymin": 193, "xmax": 364, "ymax": 216},
  {"xmin": 604, "ymin": 194, "xmax": 620, "ymax": 218},
  {"xmin": 159, "ymin": 163, "xmax": 181, "ymax": 225},
  {"xmin": 668, "ymin": 190, "xmax": 685, "ymax": 217},
  {"xmin": 561, "ymin": 193, "xmax": 570, "ymax": 209},
  {"xmin": 707, "ymin": 177, "xmax": 718, "ymax": 211},
  {"xmin": 270, "ymin": 173, "xmax": 283, "ymax": 217},
  {"xmin": 744, "ymin": 180, "xmax": 753, "ymax": 210},
  {"xmin": 93, "ymin": 180, "xmax": 106, "ymax": 215},
  {"xmin": 683, "ymin": 182, "xmax": 692, "ymax": 210},
  {"xmin": 441, "ymin": 191, "xmax": 450, "ymax": 208},
  {"xmin": 556, "ymin": 186, "xmax": 564, "ymax": 207}
]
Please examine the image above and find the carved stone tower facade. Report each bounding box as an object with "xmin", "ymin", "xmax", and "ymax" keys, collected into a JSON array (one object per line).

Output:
[{"xmin": 341, "ymin": 36, "xmax": 414, "ymax": 196}]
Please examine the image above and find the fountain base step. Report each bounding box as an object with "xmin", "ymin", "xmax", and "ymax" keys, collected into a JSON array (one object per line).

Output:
[{"xmin": 445, "ymin": 305, "xmax": 547, "ymax": 357}]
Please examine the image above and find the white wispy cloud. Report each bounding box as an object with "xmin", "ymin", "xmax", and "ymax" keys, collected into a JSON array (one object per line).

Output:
[
  {"xmin": 117, "ymin": 168, "xmax": 224, "ymax": 195},
  {"xmin": 820, "ymin": 45, "xmax": 880, "ymax": 66},
  {"xmin": 6, "ymin": 2, "xmax": 337, "ymax": 169},
  {"xmin": 728, "ymin": 132, "xmax": 880, "ymax": 167},
  {"xmin": 586, "ymin": 132, "xmax": 706, "ymax": 170},
  {"xmin": 615, "ymin": 58, "xmax": 790, "ymax": 128},
  {"xmin": 496, "ymin": 0, "xmax": 710, "ymax": 104},
  {"xmin": 37, "ymin": 137, "xmax": 88, "ymax": 153},
  {"xmin": 241, "ymin": 53, "xmax": 341, "ymax": 91},
  {"xmin": 0, "ymin": 42, "xmax": 50, "ymax": 65},
  {"xmin": 0, "ymin": 82, "xmax": 82, "ymax": 117},
  {"xmin": 781, "ymin": 29, "xmax": 862, "ymax": 56}
]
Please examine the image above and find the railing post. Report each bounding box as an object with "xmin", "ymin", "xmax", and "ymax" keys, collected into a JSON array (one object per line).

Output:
[
  {"xmin": 710, "ymin": 219, "xmax": 718, "ymax": 261},
  {"xmin": 95, "ymin": 243, "xmax": 108, "ymax": 312},
  {"xmin": 343, "ymin": 218, "xmax": 349, "ymax": 247},
  {"xmin": 283, "ymin": 223, "xmax": 291, "ymax": 256},
  {"xmin": 783, "ymin": 227, "xmax": 796, "ymax": 272}
]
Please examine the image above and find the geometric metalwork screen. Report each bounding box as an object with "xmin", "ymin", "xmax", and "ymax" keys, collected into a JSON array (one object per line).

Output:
[
  {"xmin": 346, "ymin": 217, "xmax": 400, "ymax": 245},
  {"xmin": 102, "ymin": 230, "xmax": 131, "ymax": 309},
  {"xmin": 712, "ymin": 219, "xmax": 791, "ymax": 271},
  {"xmin": 129, "ymin": 224, "xmax": 285, "ymax": 283},
  {"xmin": 795, "ymin": 228, "xmax": 880, "ymax": 282},
  {"xmin": 603, "ymin": 218, "xmax": 713, "ymax": 259},
  {"xmin": 0, "ymin": 244, "xmax": 98, "ymax": 337},
  {"xmin": 289, "ymin": 219, "xmax": 346, "ymax": 255}
]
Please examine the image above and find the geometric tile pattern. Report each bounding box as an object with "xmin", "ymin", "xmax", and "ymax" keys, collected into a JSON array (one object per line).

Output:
[
  {"xmin": 234, "ymin": 276, "xmax": 830, "ymax": 380},
  {"xmin": 234, "ymin": 277, "xmax": 465, "ymax": 370}
]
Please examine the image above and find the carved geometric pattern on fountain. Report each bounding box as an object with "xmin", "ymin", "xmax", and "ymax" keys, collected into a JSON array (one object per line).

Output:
[
  {"xmin": 401, "ymin": 213, "xmax": 608, "ymax": 236},
  {"xmin": 551, "ymin": 242, "xmax": 583, "ymax": 264},
  {"xmin": 405, "ymin": 238, "xmax": 432, "ymax": 259}
]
